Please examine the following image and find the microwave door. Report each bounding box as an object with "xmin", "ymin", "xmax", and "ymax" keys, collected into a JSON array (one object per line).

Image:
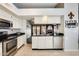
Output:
[{"xmin": 0, "ymin": 19, "xmax": 12, "ymax": 28}]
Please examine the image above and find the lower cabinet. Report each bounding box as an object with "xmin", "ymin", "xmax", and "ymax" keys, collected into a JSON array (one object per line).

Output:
[
  {"xmin": 32, "ymin": 36, "xmax": 53, "ymax": 49},
  {"xmin": 45, "ymin": 37, "xmax": 54, "ymax": 49},
  {"xmin": 54, "ymin": 36, "xmax": 63, "ymax": 49},
  {"xmin": 38, "ymin": 36, "xmax": 53, "ymax": 49},
  {"xmin": 32, "ymin": 37, "xmax": 38, "ymax": 48},
  {"xmin": 0, "ymin": 43, "xmax": 2, "ymax": 56},
  {"xmin": 32, "ymin": 36, "xmax": 63, "ymax": 49},
  {"xmin": 37, "ymin": 37, "xmax": 46, "ymax": 49},
  {"xmin": 17, "ymin": 36, "xmax": 25, "ymax": 49}
]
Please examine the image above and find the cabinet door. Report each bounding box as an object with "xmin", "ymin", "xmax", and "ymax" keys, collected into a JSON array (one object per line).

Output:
[
  {"xmin": 34, "ymin": 17, "xmax": 42, "ymax": 24},
  {"xmin": 32, "ymin": 37, "xmax": 38, "ymax": 48},
  {"xmin": 32, "ymin": 36, "xmax": 54, "ymax": 49},
  {"xmin": 0, "ymin": 43, "xmax": 2, "ymax": 56},
  {"xmin": 38, "ymin": 36, "xmax": 53, "ymax": 49},
  {"xmin": 45, "ymin": 36, "xmax": 53, "ymax": 49},
  {"xmin": 17, "ymin": 36, "xmax": 25, "ymax": 49},
  {"xmin": 38, "ymin": 37, "xmax": 46, "ymax": 49},
  {"xmin": 54, "ymin": 37, "xmax": 63, "ymax": 49},
  {"xmin": 47, "ymin": 17, "xmax": 61, "ymax": 24}
]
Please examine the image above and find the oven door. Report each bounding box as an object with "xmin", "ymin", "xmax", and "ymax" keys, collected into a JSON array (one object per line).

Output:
[{"xmin": 2, "ymin": 38, "xmax": 17, "ymax": 56}]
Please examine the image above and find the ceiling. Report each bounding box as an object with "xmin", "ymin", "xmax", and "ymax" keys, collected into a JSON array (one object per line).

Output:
[
  {"xmin": 13, "ymin": 3, "xmax": 59, "ymax": 9},
  {"xmin": 0, "ymin": 3, "xmax": 64, "ymax": 17}
]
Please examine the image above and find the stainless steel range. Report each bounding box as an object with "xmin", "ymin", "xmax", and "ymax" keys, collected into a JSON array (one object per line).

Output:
[
  {"xmin": 0, "ymin": 18, "xmax": 17, "ymax": 56},
  {"xmin": 0, "ymin": 29, "xmax": 18, "ymax": 56},
  {"xmin": 2, "ymin": 35, "xmax": 17, "ymax": 56},
  {"xmin": 0, "ymin": 18, "xmax": 25, "ymax": 56}
]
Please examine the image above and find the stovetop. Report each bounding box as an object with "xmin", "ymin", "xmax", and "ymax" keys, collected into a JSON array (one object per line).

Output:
[{"xmin": 0, "ymin": 30, "xmax": 25, "ymax": 42}]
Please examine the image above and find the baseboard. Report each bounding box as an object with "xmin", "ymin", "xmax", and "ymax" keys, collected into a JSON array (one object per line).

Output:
[
  {"xmin": 13, "ymin": 44, "xmax": 25, "ymax": 56},
  {"xmin": 32, "ymin": 48, "xmax": 63, "ymax": 50},
  {"xmin": 17, "ymin": 44, "xmax": 25, "ymax": 51}
]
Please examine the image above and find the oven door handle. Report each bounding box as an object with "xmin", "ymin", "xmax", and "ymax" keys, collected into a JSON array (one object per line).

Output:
[{"xmin": 3, "ymin": 38, "xmax": 17, "ymax": 43}]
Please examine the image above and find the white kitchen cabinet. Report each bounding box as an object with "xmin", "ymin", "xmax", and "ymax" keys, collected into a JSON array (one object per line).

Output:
[
  {"xmin": 17, "ymin": 35, "xmax": 25, "ymax": 49},
  {"xmin": 12, "ymin": 17, "xmax": 23, "ymax": 29},
  {"xmin": 54, "ymin": 36, "xmax": 63, "ymax": 49},
  {"xmin": 0, "ymin": 42, "xmax": 2, "ymax": 56},
  {"xmin": 34, "ymin": 16, "xmax": 61, "ymax": 24},
  {"xmin": 32, "ymin": 36, "xmax": 63, "ymax": 49},
  {"xmin": 38, "ymin": 36, "xmax": 53, "ymax": 49},
  {"xmin": 47, "ymin": 17, "xmax": 61, "ymax": 24},
  {"xmin": 34, "ymin": 17, "xmax": 43, "ymax": 24},
  {"xmin": 32, "ymin": 36, "xmax": 53, "ymax": 49},
  {"xmin": 38, "ymin": 37, "xmax": 46, "ymax": 49},
  {"xmin": 32, "ymin": 37, "xmax": 38, "ymax": 48},
  {"xmin": 32, "ymin": 37, "xmax": 46, "ymax": 49},
  {"xmin": 45, "ymin": 37, "xmax": 54, "ymax": 49}
]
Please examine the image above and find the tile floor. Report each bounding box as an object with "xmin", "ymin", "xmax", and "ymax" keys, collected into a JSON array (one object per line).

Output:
[{"xmin": 15, "ymin": 44, "xmax": 79, "ymax": 56}]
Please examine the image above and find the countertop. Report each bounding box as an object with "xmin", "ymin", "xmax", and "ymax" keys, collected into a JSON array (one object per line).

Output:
[
  {"xmin": 32, "ymin": 33, "xmax": 64, "ymax": 36},
  {"xmin": 54, "ymin": 33, "xmax": 64, "ymax": 36},
  {"xmin": 7, "ymin": 32, "xmax": 25, "ymax": 37},
  {"xmin": 0, "ymin": 32, "xmax": 25, "ymax": 42}
]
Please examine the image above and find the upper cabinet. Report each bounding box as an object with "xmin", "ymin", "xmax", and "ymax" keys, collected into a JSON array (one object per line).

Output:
[
  {"xmin": 34, "ymin": 16, "xmax": 61, "ymax": 24},
  {"xmin": 47, "ymin": 16, "xmax": 61, "ymax": 24},
  {"xmin": 12, "ymin": 17, "xmax": 22, "ymax": 28},
  {"xmin": 34, "ymin": 17, "xmax": 41, "ymax": 24}
]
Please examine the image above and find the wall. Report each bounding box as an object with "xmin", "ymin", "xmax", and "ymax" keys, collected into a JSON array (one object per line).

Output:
[
  {"xmin": 59, "ymin": 16, "xmax": 64, "ymax": 33},
  {"xmin": 64, "ymin": 3, "xmax": 78, "ymax": 51},
  {"xmin": 21, "ymin": 19, "xmax": 27, "ymax": 44}
]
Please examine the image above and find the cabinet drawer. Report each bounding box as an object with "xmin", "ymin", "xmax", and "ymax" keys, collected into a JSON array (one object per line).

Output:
[
  {"xmin": 54, "ymin": 37, "xmax": 63, "ymax": 49},
  {"xmin": 45, "ymin": 37, "xmax": 53, "ymax": 49},
  {"xmin": 38, "ymin": 37, "xmax": 46, "ymax": 49},
  {"xmin": 0, "ymin": 43, "xmax": 2, "ymax": 56},
  {"xmin": 17, "ymin": 36, "xmax": 24, "ymax": 49},
  {"xmin": 32, "ymin": 36, "xmax": 53, "ymax": 49},
  {"xmin": 32, "ymin": 37, "xmax": 38, "ymax": 48}
]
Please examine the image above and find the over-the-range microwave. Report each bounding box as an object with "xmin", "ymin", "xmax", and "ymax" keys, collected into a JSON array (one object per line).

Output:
[{"xmin": 0, "ymin": 18, "xmax": 13, "ymax": 29}]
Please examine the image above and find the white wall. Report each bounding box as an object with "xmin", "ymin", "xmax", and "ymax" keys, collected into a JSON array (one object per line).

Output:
[
  {"xmin": 59, "ymin": 16, "xmax": 64, "ymax": 33},
  {"xmin": 64, "ymin": 3, "xmax": 78, "ymax": 51},
  {"xmin": 21, "ymin": 19, "xmax": 27, "ymax": 44}
]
